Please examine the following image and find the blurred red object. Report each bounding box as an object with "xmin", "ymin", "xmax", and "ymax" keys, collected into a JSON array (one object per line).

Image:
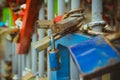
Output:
[
  {"xmin": 54, "ymin": 16, "xmax": 63, "ymax": 23},
  {"xmin": 7, "ymin": 0, "xmax": 42, "ymax": 54}
]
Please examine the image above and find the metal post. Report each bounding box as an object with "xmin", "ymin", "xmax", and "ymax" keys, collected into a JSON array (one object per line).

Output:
[
  {"xmin": 18, "ymin": 55, "xmax": 22, "ymax": 79},
  {"xmin": 31, "ymin": 32, "xmax": 38, "ymax": 75},
  {"xmin": 0, "ymin": 61, "xmax": 1, "ymax": 80},
  {"xmin": 92, "ymin": 0, "xmax": 102, "ymax": 80},
  {"xmin": 47, "ymin": 0, "xmax": 54, "ymax": 80},
  {"xmin": 12, "ymin": 43, "xmax": 18, "ymax": 74},
  {"xmin": 50, "ymin": 0, "xmax": 65, "ymax": 80},
  {"xmin": 5, "ymin": 39, "xmax": 12, "ymax": 62},
  {"xmin": 21, "ymin": 55, "xmax": 25, "ymax": 71},
  {"xmin": 0, "ymin": 60, "xmax": 5, "ymax": 80},
  {"xmin": 38, "ymin": 0, "xmax": 45, "ymax": 78},
  {"xmin": 67, "ymin": 0, "xmax": 71, "ymax": 11},
  {"xmin": 58, "ymin": 0, "xmax": 65, "ymax": 15},
  {"xmin": 71, "ymin": 0, "xmax": 80, "ymax": 10},
  {"xmin": 26, "ymin": 49, "xmax": 31, "ymax": 69},
  {"xmin": 71, "ymin": 0, "xmax": 80, "ymax": 80},
  {"xmin": 92, "ymin": 0, "xmax": 103, "ymax": 32}
]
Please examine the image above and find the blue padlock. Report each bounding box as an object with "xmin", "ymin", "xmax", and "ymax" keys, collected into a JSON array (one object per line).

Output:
[
  {"xmin": 69, "ymin": 33, "xmax": 120, "ymax": 79},
  {"xmin": 49, "ymin": 49, "xmax": 60, "ymax": 70},
  {"xmin": 49, "ymin": 35, "xmax": 60, "ymax": 70}
]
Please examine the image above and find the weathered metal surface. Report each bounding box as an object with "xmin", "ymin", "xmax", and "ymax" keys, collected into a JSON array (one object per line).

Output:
[
  {"xmin": 80, "ymin": 21, "xmax": 106, "ymax": 31},
  {"xmin": 37, "ymin": 20, "xmax": 54, "ymax": 29},
  {"xmin": 33, "ymin": 11, "xmax": 85, "ymax": 52},
  {"xmin": 63, "ymin": 8, "xmax": 84, "ymax": 19},
  {"xmin": 56, "ymin": 33, "xmax": 90, "ymax": 80},
  {"xmin": 69, "ymin": 36, "xmax": 120, "ymax": 79}
]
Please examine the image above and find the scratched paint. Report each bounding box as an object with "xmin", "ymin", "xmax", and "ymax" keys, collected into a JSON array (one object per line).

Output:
[{"xmin": 69, "ymin": 36, "xmax": 120, "ymax": 74}]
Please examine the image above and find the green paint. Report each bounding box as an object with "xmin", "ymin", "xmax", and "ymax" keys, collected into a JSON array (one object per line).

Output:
[
  {"xmin": 2, "ymin": 8, "xmax": 14, "ymax": 27},
  {"xmin": 54, "ymin": 0, "xmax": 58, "ymax": 16}
]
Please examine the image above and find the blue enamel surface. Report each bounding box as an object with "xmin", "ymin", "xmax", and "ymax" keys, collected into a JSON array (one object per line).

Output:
[
  {"xmin": 56, "ymin": 33, "xmax": 90, "ymax": 47},
  {"xmin": 55, "ymin": 33, "xmax": 90, "ymax": 80},
  {"xmin": 57, "ymin": 45, "xmax": 70, "ymax": 80},
  {"xmin": 69, "ymin": 36, "xmax": 120, "ymax": 74},
  {"xmin": 49, "ymin": 51, "xmax": 59, "ymax": 69}
]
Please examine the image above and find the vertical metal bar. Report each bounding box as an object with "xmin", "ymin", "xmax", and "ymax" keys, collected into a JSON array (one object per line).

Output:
[
  {"xmin": 58, "ymin": 0, "xmax": 65, "ymax": 15},
  {"xmin": 26, "ymin": 49, "xmax": 31, "ymax": 69},
  {"xmin": 12, "ymin": 43, "xmax": 15, "ymax": 74},
  {"xmin": 71, "ymin": 0, "xmax": 80, "ymax": 80},
  {"xmin": 47, "ymin": 0, "xmax": 54, "ymax": 36},
  {"xmin": 21, "ymin": 55, "xmax": 25, "ymax": 71},
  {"xmin": 38, "ymin": 0, "xmax": 45, "ymax": 78},
  {"xmin": 92, "ymin": 0, "xmax": 102, "ymax": 80},
  {"xmin": 31, "ymin": 32, "xmax": 38, "ymax": 75},
  {"xmin": 92, "ymin": 0, "xmax": 103, "ymax": 32},
  {"xmin": 67, "ymin": 0, "xmax": 71, "ymax": 11},
  {"xmin": 5, "ymin": 39, "xmax": 12, "ymax": 62},
  {"xmin": 47, "ymin": 0, "xmax": 54, "ymax": 80},
  {"xmin": 51, "ymin": 0, "xmax": 65, "ymax": 80},
  {"xmin": 0, "ymin": 61, "xmax": 1, "ymax": 80},
  {"xmin": 12, "ymin": 44, "xmax": 19, "ymax": 80},
  {"xmin": 18, "ymin": 55, "xmax": 22, "ymax": 79},
  {"xmin": 71, "ymin": 0, "xmax": 80, "ymax": 10},
  {"xmin": 0, "ymin": 60, "xmax": 5, "ymax": 80},
  {"xmin": 48, "ymin": 0, "xmax": 54, "ymax": 20},
  {"xmin": 12, "ymin": 43, "xmax": 18, "ymax": 74}
]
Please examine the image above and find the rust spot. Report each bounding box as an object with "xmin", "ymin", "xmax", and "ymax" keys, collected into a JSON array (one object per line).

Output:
[{"xmin": 109, "ymin": 59, "xmax": 115, "ymax": 63}]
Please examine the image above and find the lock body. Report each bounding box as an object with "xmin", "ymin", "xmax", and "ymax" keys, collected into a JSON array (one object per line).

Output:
[{"xmin": 49, "ymin": 49, "xmax": 60, "ymax": 71}]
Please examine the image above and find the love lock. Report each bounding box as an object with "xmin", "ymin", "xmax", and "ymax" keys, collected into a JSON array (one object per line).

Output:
[
  {"xmin": 49, "ymin": 35, "xmax": 61, "ymax": 70},
  {"xmin": 36, "ymin": 8, "xmax": 85, "ymax": 34},
  {"xmin": 69, "ymin": 32, "xmax": 120, "ymax": 79}
]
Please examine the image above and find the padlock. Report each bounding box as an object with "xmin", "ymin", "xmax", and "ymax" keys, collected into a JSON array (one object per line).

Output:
[
  {"xmin": 49, "ymin": 36, "xmax": 60, "ymax": 70},
  {"xmin": 69, "ymin": 32, "xmax": 120, "ymax": 79},
  {"xmin": 49, "ymin": 49, "xmax": 60, "ymax": 70}
]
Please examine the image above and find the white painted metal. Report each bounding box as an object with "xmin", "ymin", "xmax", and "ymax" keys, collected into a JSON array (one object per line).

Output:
[
  {"xmin": 38, "ymin": 0, "xmax": 45, "ymax": 78},
  {"xmin": 47, "ymin": 0, "xmax": 54, "ymax": 80},
  {"xmin": 31, "ymin": 32, "xmax": 38, "ymax": 75},
  {"xmin": 71, "ymin": 0, "xmax": 80, "ymax": 80}
]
